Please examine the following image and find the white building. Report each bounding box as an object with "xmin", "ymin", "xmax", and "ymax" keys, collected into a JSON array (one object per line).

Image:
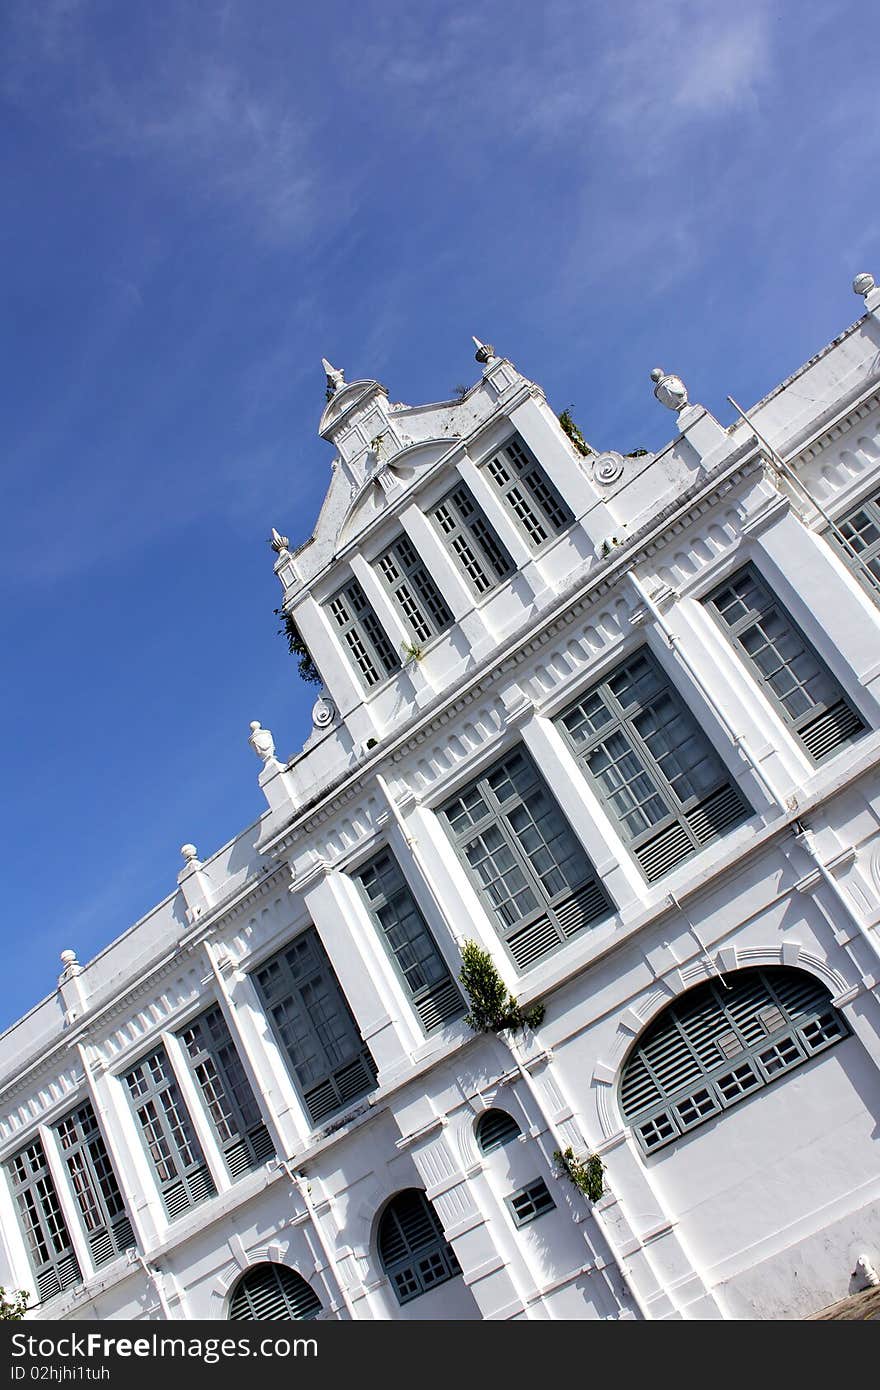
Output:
[{"xmin": 3, "ymin": 278, "xmax": 880, "ymax": 1322}]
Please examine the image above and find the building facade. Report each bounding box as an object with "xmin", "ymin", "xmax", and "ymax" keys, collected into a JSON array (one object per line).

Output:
[{"xmin": 3, "ymin": 280, "xmax": 880, "ymax": 1322}]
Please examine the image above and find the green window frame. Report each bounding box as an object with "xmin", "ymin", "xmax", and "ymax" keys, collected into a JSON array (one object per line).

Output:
[
  {"xmin": 506, "ymin": 1178, "xmax": 556, "ymax": 1227},
  {"xmin": 123, "ymin": 1048, "xmax": 216, "ymax": 1220},
  {"xmin": 475, "ymin": 1109, "xmax": 521, "ymax": 1155},
  {"xmin": 178, "ymin": 1006, "xmax": 276, "ymax": 1180},
  {"xmin": 251, "ymin": 927, "xmax": 377, "ymax": 1127},
  {"xmin": 430, "ymin": 483, "xmax": 516, "ymax": 596},
  {"xmin": 482, "ymin": 434, "xmax": 574, "ymax": 550},
  {"xmin": 353, "ymin": 849, "xmax": 464, "ymax": 1034},
  {"xmin": 228, "ymin": 1263, "xmax": 322, "ymax": 1320},
  {"xmin": 6, "ymin": 1139, "xmax": 81, "ymax": 1303},
  {"xmin": 438, "ymin": 746, "xmax": 612, "ymax": 970},
  {"xmin": 704, "ymin": 564, "xmax": 866, "ymax": 762},
  {"xmin": 375, "ymin": 533, "xmax": 454, "ymax": 644},
  {"xmin": 378, "ymin": 1189, "xmax": 461, "ymax": 1306},
  {"xmin": 55, "ymin": 1102, "xmax": 134, "ymax": 1267},
  {"xmin": 828, "ymin": 485, "xmax": 880, "ymax": 604},
  {"xmin": 555, "ymin": 649, "xmax": 750, "ymax": 881},
  {"xmin": 326, "ymin": 578, "xmax": 401, "ymax": 688},
  {"xmin": 620, "ymin": 967, "xmax": 849, "ymax": 1155}
]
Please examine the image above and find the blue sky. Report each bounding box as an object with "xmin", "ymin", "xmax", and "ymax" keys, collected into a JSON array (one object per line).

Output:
[{"xmin": 1, "ymin": 0, "xmax": 877, "ymax": 1031}]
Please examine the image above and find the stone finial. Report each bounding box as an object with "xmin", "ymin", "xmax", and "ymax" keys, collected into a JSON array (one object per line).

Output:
[
  {"xmin": 60, "ymin": 949, "xmax": 79, "ymax": 970},
  {"xmin": 269, "ymin": 528, "xmax": 290, "ymax": 555},
  {"xmin": 853, "ymin": 272, "xmax": 876, "ymax": 299},
  {"xmin": 180, "ymin": 844, "xmax": 199, "ymax": 863},
  {"xmin": 473, "ymin": 336, "xmax": 497, "ymax": 365},
  {"xmin": 249, "ymin": 720, "xmax": 276, "ymax": 763},
  {"xmin": 650, "ymin": 367, "xmax": 689, "ymax": 413},
  {"xmin": 322, "ymin": 357, "xmax": 346, "ymax": 400},
  {"xmin": 59, "ymin": 949, "xmax": 82, "ymax": 985}
]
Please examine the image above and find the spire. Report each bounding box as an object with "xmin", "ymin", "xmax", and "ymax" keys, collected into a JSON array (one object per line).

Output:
[{"xmin": 322, "ymin": 357, "xmax": 346, "ymax": 401}]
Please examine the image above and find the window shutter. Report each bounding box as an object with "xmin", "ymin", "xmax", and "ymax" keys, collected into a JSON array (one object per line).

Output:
[
  {"xmin": 55, "ymin": 1101, "xmax": 135, "ymax": 1265},
  {"xmin": 179, "ymin": 1006, "xmax": 276, "ymax": 1180},
  {"xmin": 475, "ymin": 1109, "xmax": 521, "ymax": 1154},
  {"xmin": 375, "ymin": 534, "xmax": 453, "ymax": 643},
  {"xmin": 229, "ymin": 1263, "xmax": 322, "ymax": 1321},
  {"xmin": 326, "ymin": 579, "xmax": 401, "ymax": 687},
  {"xmin": 378, "ymin": 1190, "xmax": 461, "ymax": 1305},
  {"xmin": 620, "ymin": 967, "xmax": 849, "ymax": 1153},
  {"xmin": 507, "ymin": 1178, "xmax": 556, "ymax": 1227},
  {"xmin": 431, "ymin": 484, "xmax": 515, "ymax": 594},
  {"xmin": 124, "ymin": 1050, "xmax": 217, "ymax": 1218},
  {"xmin": 482, "ymin": 435, "xmax": 574, "ymax": 549},
  {"xmin": 6, "ymin": 1139, "xmax": 82, "ymax": 1301}
]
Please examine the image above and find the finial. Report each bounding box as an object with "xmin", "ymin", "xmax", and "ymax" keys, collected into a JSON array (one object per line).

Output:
[
  {"xmin": 269, "ymin": 528, "xmax": 289, "ymax": 554},
  {"xmin": 60, "ymin": 949, "xmax": 78, "ymax": 968},
  {"xmin": 473, "ymin": 336, "xmax": 496, "ymax": 364},
  {"xmin": 248, "ymin": 720, "xmax": 276, "ymax": 763},
  {"xmin": 853, "ymin": 272, "xmax": 876, "ymax": 298},
  {"xmin": 650, "ymin": 366, "xmax": 689, "ymax": 413},
  {"xmin": 321, "ymin": 357, "xmax": 346, "ymax": 401},
  {"xmin": 180, "ymin": 844, "xmax": 198, "ymax": 863}
]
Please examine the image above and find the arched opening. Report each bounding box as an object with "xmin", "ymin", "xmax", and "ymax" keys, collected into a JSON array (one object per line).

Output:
[
  {"xmin": 377, "ymin": 1189, "xmax": 461, "ymax": 1306},
  {"xmin": 619, "ymin": 966, "xmax": 849, "ymax": 1153},
  {"xmin": 475, "ymin": 1108, "xmax": 521, "ymax": 1155},
  {"xmin": 228, "ymin": 1263, "xmax": 322, "ymax": 1321}
]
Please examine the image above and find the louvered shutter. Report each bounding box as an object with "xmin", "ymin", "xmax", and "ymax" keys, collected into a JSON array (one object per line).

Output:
[
  {"xmin": 6, "ymin": 1139, "xmax": 82, "ymax": 1301},
  {"xmin": 475, "ymin": 1109, "xmax": 521, "ymax": 1154},
  {"xmin": 378, "ymin": 1190, "xmax": 461, "ymax": 1305},
  {"xmin": 620, "ymin": 967, "xmax": 848, "ymax": 1153},
  {"xmin": 124, "ymin": 1050, "xmax": 216, "ymax": 1218},
  {"xmin": 55, "ymin": 1102, "xmax": 135, "ymax": 1265},
  {"xmin": 178, "ymin": 1006, "xmax": 277, "ymax": 1180},
  {"xmin": 229, "ymin": 1264, "xmax": 322, "ymax": 1321}
]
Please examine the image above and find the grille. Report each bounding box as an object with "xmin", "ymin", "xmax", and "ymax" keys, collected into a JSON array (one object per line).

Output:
[
  {"xmin": 414, "ymin": 978, "xmax": 464, "ymax": 1032},
  {"xmin": 800, "ymin": 700, "xmax": 865, "ymax": 760}
]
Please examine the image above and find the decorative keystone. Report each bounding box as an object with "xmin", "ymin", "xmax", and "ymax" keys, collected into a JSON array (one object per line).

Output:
[
  {"xmin": 650, "ymin": 367, "xmax": 689, "ymax": 413},
  {"xmin": 248, "ymin": 720, "xmax": 276, "ymax": 763},
  {"xmin": 472, "ymin": 336, "xmax": 497, "ymax": 364}
]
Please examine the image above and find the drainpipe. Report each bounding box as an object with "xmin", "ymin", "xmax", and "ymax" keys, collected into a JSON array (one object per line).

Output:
[
  {"xmin": 135, "ymin": 1254, "xmax": 173, "ymax": 1319},
  {"xmin": 281, "ymin": 1160, "xmax": 357, "ymax": 1320},
  {"xmin": 627, "ymin": 572, "xmax": 784, "ymax": 811},
  {"xmin": 794, "ymin": 822, "xmax": 880, "ymax": 968},
  {"xmin": 502, "ymin": 1033, "xmax": 651, "ymax": 1322}
]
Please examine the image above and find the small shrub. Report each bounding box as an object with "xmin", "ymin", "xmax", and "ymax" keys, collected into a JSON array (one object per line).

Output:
[
  {"xmin": 274, "ymin": 610, "xmax": 323, "ymax": 686},
  {"xmin": 558, "ymin": 409, "xmax": 592, "ymax": 458},
  {"xmin": 0, "ymin": 1287, "xmax": 29, "ymax": 1320},
  {"xmin": 554, "ymin": 1146, "xmax": 605, "ymax": 1202},
  {"xmin": 458, "ymin": 940, "xmax": 545, "ymax": 1034}
]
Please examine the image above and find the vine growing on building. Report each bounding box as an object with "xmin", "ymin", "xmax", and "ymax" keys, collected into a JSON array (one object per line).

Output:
[{"xmin": 458, "ymin": 940, "xmax": 545, "ymax": 1034}]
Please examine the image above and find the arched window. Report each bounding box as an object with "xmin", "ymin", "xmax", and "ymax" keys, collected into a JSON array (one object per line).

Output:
[
  {"xmin": 378, "ymin": 1189, "xmax": 461, "ymax": 1305},
  {"xmin": 620, "ymin": 967, "xmax": 849, "ymax": 1155},
  {"xmin": 228, "ymin": 1263, "xmax": 322, "ymax": 1321},
  {"xmin": 475, "ymin": 1108, "xmax": 521, "ymax": 1155}
]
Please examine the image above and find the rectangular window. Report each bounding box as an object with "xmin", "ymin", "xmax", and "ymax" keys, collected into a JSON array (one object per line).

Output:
[
  {"xmin": 6, "ymin": 1139, "xmax": 81, "ymax": 1302},
  {"xmin": 438, "ymin": 747, "xmax": 612, "ymax": 970},
  {"xmin": 55, "ymin": 1102, "xmax": 134, "ymax": 1267},
  {"xmin": 828, "ymin": 486, "xmax": 880, "ymax": 602},
  {"xmin": 375, "ymin": 534, "xmax": 454, "ymax": 644},
  {"xmin": 123, "ymin": 1048, "xmax": 216, "ymax": 1220},
  {"xmin": 353, "ymin": 850, "xmax": 464, "ymax": 1033},
  {"xmin": 482, "ymin": 435, "xmax": 574, "ymax": 550},
  {"xmin": 556, "ymin": 650, "xmax": 750, "ymax": 881},
  {"xmin": 431, "ymin": 484, "xmax": 516, "ymax": 596},
  {"xmin": 507, "ymin": 1178, "xmax": 556, "ymax": 1227},
  {"xmin": 326, "ymin": 578, "xmax": 402, "ymax": 688},
  {"xmin": 704, "ymin": 565, "xmax": 866, "ymax": 762},
  {"xmin": 251, "ymin": 927, "xmax": 378, "ymax": 1126},
  {"xmin": 178, "ymin": 1006, "xmax": 276, "ymax": 1180}
]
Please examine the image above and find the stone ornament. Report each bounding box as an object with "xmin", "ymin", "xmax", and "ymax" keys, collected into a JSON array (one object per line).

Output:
[
  {"xmin": 322, "ymin": 357, "xmax": 346, "ymax": 399},
  {"xmin": 853, "ymin": 273, "xmax": 875, "ymax": 298},
  {"xmin": 180, "ymin": 843, "xmax": 199, "ymax": 862},
  {"xmin": 270, "ymin": 528, "xmax": 290, "ymax": 555},
  {"xmin": 59, "ymin": 950, "xmax": 82, "ymax": 982},
  {"xmin": 651, "ymin": 367, "xmax": 689, "ymax": 413},
  {"xmin": 311, "ymin": 695, "xmax": 337, "ymax": 729},
  {"xmin": 248, "ymin": 720, "xmax": 276, "ymax": 762},
  {"xmin": 473, "ymin": 336, "xmax": 497, "ymax": 364},
  {"xmin": 592, "ymin": 451, "xmax": 625, "ymax": 485}
]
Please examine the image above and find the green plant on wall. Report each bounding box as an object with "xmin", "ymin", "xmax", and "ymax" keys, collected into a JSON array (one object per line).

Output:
[
  {"xmin": 553, "ymin": 1146, "xmax": 605, "ymax": 1202},
  {"xmin": 458, "ymin": 939, "xmax": 545, "ymax": 1034},
  {"xmin": 0, "ymin": 1288, "xmax": 29, "ymax": 1320},
  {"xmin": 558, "ymin": 409, "xmax": 592, "ymax": 458},
  {"xmin": 401, "ymin": 640, "xmax": 426, "ymax": 664},
  {"xmin": 274, "ymin": 609, "xmax": 323, "ymax": 686}
]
